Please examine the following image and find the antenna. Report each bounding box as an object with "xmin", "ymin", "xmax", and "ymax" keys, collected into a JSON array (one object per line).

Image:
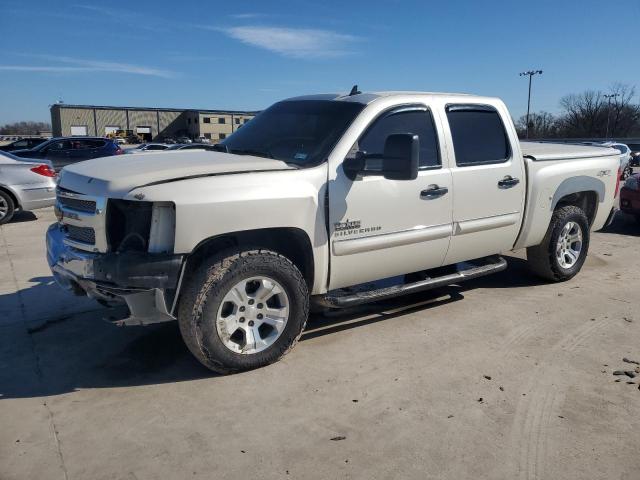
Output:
[{"xmin": 349, "ymin": 85, "xmax": 361, "ymax": 96}]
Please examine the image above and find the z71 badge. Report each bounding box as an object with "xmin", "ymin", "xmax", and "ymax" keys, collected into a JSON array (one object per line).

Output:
[{"xmin": 333, "ymin": 219, "xmax": 382, "ymax": 237}]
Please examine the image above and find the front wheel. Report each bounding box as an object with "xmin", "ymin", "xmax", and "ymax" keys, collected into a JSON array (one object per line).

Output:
[
  {"xmin": 178, "ymin": 249, "xmax": 309, "ymax": 374},
  {"xmin": 527, "ymin": 205, "xmax": 590, "ymax": 282}
]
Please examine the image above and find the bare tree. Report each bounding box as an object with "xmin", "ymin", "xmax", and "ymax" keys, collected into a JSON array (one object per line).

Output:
[
  {"xmin": 557, "ymin": 90, "xmax": 605, "ymax": 137},
  {"xmin": 516, "ymin": 111, "xmax": 558, "ymax": 139},
  {"xmin": 555, "ymin": 84, "xmax": 640, "ymax": 138},
  {"xmin": 606, "ymin": 84, "xmax": 640, "ymax": 137},
  {"xmin": 0, "ymin": 121, "xmax": 51, "ymax": 135}
]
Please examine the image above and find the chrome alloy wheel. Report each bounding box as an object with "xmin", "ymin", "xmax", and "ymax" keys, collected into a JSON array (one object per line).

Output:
[
  {"xmin": 0, "ymin": 196, "xmax": 7, "ymax": 220},
  {"xmin": 556, "ymin": 221, "xmax": 583, "ymax": 269},
  {"xmin": 216, "ymin": 276, "xmax": 290, "ymax": 354}
]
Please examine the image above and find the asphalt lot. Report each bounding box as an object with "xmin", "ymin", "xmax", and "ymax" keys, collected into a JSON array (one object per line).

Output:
[{"xmin": 1, "ymin": 207, "xmax": 640, "ymax": 480}]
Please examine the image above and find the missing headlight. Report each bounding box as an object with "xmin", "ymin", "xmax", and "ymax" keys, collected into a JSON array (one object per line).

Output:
[{"xmin": 106, "ymin": 199, "xmax": 153, "ymax": 252}]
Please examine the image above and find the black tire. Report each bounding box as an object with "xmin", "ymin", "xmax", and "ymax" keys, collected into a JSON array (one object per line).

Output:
[
  {"xmin": 621, "ymin": 166, "xmax": 632, "ymax": 180},
  {"xmin": 527, "ymin": 205, "xmax": 590, "ymax": 282},
  {"xmin": 0, "ymin": 190, "xmax": 16, "ymax": 225},
  {"xmin": 178, "ymin": 249, "xmax": 309, "ymax": 374}
]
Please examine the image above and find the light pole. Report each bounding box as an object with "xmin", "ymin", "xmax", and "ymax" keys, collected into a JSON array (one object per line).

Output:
[
  {"xmin": 519, "ymin": 70, "xmax": 543, "ymax": 139},
  {"xmin": 604, "ymin": 93, "xmax": 620, "ymax": 140}
]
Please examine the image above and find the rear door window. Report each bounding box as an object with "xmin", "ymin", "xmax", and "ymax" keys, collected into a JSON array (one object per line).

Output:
[{"xmin": 446, "ymin": 105, "xmax": 510, "ymax": 166}]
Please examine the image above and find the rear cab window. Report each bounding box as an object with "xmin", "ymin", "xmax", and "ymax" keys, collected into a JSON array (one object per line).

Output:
[{"xmin": 446, "ymin": 104, "xmax": 510, "ymax": 166}]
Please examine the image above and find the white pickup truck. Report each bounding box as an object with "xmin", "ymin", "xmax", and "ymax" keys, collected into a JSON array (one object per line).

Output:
[{"xmin": 47, "ymin": 90, "xmax": 621, "ymax": 373}]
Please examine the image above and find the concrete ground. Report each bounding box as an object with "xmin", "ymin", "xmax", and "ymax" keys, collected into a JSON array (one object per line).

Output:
[{"xmin": 1, "ymin": 207, "xmax": 639, "ymax": 480}]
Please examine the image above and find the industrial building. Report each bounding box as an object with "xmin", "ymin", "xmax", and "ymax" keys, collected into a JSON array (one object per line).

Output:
[{"xmin": 50, "ymin": 104, "xmax": 258, "ymax": 142}]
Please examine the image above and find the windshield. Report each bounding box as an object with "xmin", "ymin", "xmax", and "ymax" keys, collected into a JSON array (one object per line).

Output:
[{"xmin": 220, "ymin": 100, "xmax": 365, "ymax": 167}]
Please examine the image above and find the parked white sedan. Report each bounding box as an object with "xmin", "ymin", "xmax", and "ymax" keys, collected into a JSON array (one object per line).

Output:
[
  {"xmin": 0, "ymin": 150, "xmax": 57, "ymax": 224},
  {"xmin": 124, "ymin": 143, "xmax": 170, "ymax": 154}
]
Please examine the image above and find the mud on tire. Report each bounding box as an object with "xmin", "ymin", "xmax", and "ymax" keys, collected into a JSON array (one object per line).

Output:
[
  {"xmin": 177, "ymin": 249, "xmax": 309, "ymax": 374},
  {"xmin": 526, "ymin": 205, "xmax": 590, "ymax": 282}
]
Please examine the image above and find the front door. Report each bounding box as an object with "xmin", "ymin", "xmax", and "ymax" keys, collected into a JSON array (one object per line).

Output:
[
  {"xmin": 328, "ymin": 105, "xmax": 453, "ymax": 290},
  {"xmin": 442, "ymin": 103, "xmax": 525, "ymax": 265}
]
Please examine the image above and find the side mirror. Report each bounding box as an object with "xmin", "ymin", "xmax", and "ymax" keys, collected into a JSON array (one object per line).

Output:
[
  {"xmin": 342, "ymin": 150, "xmax": 366, "ymax": 181},
  {"xmin": 382, "ymin": 134, "xmax": 419, "ymax": 180}
]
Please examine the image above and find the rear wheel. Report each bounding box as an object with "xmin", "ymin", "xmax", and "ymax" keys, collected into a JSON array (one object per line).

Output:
[
  {"xmin": 178, "ymin": 249, "xmax": 309, "ymax": 374},
  {"xmin": 527, "ymin": 205, "xmax": 590, "ymax": 282},
  {"xmin": 0, "ymin": 190, "xmax": 16, "ymax": 225}
]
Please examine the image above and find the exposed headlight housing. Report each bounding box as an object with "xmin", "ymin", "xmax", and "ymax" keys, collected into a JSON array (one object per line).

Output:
[{"xmin": 106, "ymin": 200, "xmax": 175, "ymax": 253}]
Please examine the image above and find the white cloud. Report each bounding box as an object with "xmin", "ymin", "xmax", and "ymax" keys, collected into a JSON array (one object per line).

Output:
[
  {"xmin": 0, "ymin": 55, "xmax": 177, "ymax": 78},
  {"xmin": 217, "ymin": 26, "xmax": 359, "ymax": 58},
  {"xmin": 229, "ymin": 13, "xmax": 270, "ymax": 19}
]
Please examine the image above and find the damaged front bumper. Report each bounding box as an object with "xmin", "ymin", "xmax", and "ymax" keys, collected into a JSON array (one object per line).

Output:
[{"xmin": 46, "ymin": 223, "xmax": 185, "ymax": 325}]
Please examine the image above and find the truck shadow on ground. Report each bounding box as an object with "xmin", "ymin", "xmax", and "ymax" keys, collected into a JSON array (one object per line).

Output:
[
  {"xmin": 600, "ymin": 212, "xmax": 640, "ymax": 236},
  {"xmin": 0, "ymin": 260, "xmax": 541, "ymax": 400}
]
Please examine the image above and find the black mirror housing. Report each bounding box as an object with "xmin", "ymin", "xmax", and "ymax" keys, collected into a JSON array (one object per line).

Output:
[
  {"xmin": 383, "ymin": 134, "xmax": 419, "ymax": 180},
  {"xmin": 343, "ymin": 150, "xmax": 366, "ymax": 180}
]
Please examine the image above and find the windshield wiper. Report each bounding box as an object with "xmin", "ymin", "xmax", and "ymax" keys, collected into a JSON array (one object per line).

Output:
[
  {"xmin": 211, "ymin": 144, "xmax": 229, "ymax": 153},
  {"xmin": 216, "ymin": 146, "xmax": 298, "ymax": 167},
  {"xmin": 229, "ymin": 148, "xmax": 274, "ymax": 159}
]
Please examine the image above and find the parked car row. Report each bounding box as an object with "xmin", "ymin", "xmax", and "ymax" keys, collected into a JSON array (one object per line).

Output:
[
  {"xmin": 0, "ymin": 137, "xmax": 48, "ymax": 152},
  {"xmin": 124, "ymin": 143, "xmax": 219, "ymax": 154},
  {"xmin": 0, "ymin": 150, "xmax": 56, "ymax": 224},
  {"xmin": 10, "ymin": 137, "xmax": 123, "ymax": 171}
]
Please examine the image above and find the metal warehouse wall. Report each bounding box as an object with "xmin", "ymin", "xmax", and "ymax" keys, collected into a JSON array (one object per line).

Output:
[
  {"xmin": 158, "ymin": 111, "xmax": 185, "ymax": 140},
  {"xmin": 126, "ymin": 110, "xmax": 159, "ymax": 138},
  {"xmin": 51, "ymin": 105, "xmax": 259, "ymax": 140},
  {"xmin": 57, "ymin": 107, "xmax": 96, "ymax": 137},
  {"xmin": 95, "ymin": 109, "xmax": 128, "ymax": 136}
]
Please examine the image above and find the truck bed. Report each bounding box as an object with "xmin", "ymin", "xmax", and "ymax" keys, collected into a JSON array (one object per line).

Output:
[{"xmin": 520, "ymin": 141, "xmax": 616, "ymax": 161}]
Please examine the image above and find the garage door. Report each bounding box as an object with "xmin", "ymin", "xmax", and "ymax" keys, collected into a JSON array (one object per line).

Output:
[
  {"xmin": 136, "ymin": 126, "xmax": 151, "ymax": 134},
  {"xmin": 70, "ymin": 125, "xmax": 88, "ymax": 136}
]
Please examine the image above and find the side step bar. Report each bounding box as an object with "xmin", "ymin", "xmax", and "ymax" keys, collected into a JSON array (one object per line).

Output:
[{"xmin": 316, "ymin": 256, "xmax": 507, "ymax": 309}]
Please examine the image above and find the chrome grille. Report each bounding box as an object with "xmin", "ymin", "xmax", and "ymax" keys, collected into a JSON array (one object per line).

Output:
[
  {"xmin": 57, "ymin": 186, "xmax": 108, "ymax": 252},
  {"xmin": 58, "ymin": 196, "xmax": 96, "ymax": 213},
  {"xmin": 65, "ymin": 225, "xmax": 96, "ymax": 245}
]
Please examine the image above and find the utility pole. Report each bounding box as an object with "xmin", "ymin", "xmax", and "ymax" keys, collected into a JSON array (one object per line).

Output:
[
  {"xmin": 604, "ymin": 93, "xmax": 620, "ymax": 140},
  {"xmin": 519, "ymin": 70, "xmax": 543, "ymax": 139}
]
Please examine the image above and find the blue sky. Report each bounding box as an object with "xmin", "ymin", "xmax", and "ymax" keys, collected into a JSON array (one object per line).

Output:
[{"xmin": 0, "ymin": 0, "xmax": 639, "ymax": 124}]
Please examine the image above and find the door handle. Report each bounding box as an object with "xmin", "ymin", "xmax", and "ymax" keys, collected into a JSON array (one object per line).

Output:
[
  {"xmin": 420, "ymin": 184, "xmax": 449, "ymax": 199},
  {"xmin": 498, "ymin": 175, "xmax": 520, "ymax": 188}
]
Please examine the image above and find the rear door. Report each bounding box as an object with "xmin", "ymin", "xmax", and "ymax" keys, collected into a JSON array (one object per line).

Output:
[{"xmin": 442, "ymin": 103, "xmax": 525, "ymax": 265}]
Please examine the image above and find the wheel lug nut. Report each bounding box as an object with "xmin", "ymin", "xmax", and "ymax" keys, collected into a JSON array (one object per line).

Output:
[
  {"xmin": 239, "ymin": 306, "xmax": 246, "ymax": 312},
  {"xmin": 257, "ymin": 313, "xmax": 263, "ymax": 320},
  {"xmin": 248, "ymin": 320, "xmax": 254, "ymax": 326},
  {"xmin": 248, "ymin": 299, "xmax": 255, "ymax": 305},
  {"xmin": 257, "ymin": 303, "xmax": 263, "ymax": 309},
  {"xmin": 239, "ymin": 317, "xmax": 245, "ymax": 323}
]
